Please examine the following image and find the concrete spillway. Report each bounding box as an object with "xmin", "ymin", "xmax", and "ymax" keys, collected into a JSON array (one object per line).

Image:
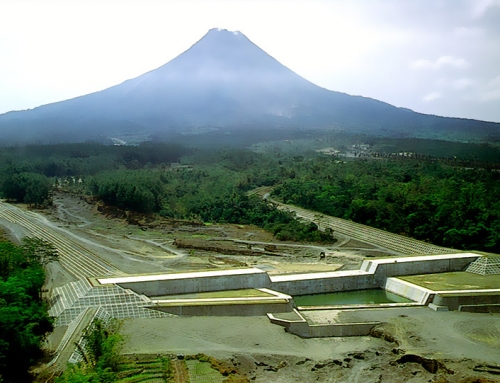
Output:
[
  {"xmin": 96, "ymin": 253, "xmax": 479, "ymax": 300},
  {"xmin": 98, "ymin": 268, "xmax": 272, "ymax": 296},
  {"xmin": 51, "ymin": 251, "xmax": 494, "ymax": 342}
]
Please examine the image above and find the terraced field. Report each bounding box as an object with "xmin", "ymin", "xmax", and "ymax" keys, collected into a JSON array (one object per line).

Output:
[
  {"xmin": 117, "ymin": 355, "xmax": 171, "ymax": 382},
  {"xmin": 115, "ymin": 355, "xmax": 226, "ymax": 383}
]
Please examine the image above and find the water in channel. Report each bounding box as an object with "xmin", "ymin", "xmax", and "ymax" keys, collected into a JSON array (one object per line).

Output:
[{"xmin": 294, "ymin": 289, "xmax": 413, "ymax": 306}]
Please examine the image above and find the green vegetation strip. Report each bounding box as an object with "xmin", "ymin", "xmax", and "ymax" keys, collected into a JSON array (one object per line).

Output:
[
  {"xmin": 437, "ymin": 292, "xmax": 500, "ymax": 297},
  {"xmin": 157, "ymin": 299, "xmax": 287, "ymax": 306},
  {"xmin": 401, "ymin": 272, "xmax": 500, "ymax": 291},
  {"xmin": 118, "ymin": 372, "xmax": 164, "ymax": 383},
  {"xmin": 115, "ymin": 355, "xmax": 173, "ymax": 383},
  {"xmin": 186, "ymin": 360, "xmax": 224, "ymax": 383},
  {"xmin": 155, "ymin": 288, "xmax": 274, "ymax": 300},
  {"xmin": 0, "ymin": 239, "xmax": 56, "ymax": 381}
]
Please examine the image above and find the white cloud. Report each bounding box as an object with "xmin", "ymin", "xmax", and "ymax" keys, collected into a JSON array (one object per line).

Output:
[
  {"xmin": 452, "ymin": 78, "xmax": 474, "ymax": 89},
  {"xmin": 454, "ymin": 27, "xmax": 485, "ymax": 37},
  {"xmin": 411, "ymin": 56, "xmax": 471, "ymax": 70},
  {"xmin": 486, "ymin": 75, "xmax": 500, "ymax": 89},
  {"xmin": 423, "ymin": 92, "xmax": 442, "ymax": 102},
  {"xmin": 481, "ymin": 89, "xmax": 500, "ymax": 101},
  {"xmin": 479, "ymin": 75, "xmax": 500, "ymax": 101},
  {"xmin": 471, "ymin": 0, "xmax": 500, "ymax": 18}
]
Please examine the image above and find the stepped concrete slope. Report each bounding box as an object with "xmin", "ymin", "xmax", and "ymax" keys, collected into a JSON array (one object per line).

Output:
[
  {"xmin": 466, "ymin": 255, "xmax": 500, "ymax": 275},
  {"xmin": 48, "ymin": 278, "xmax": 169, "ymax": 326},
  {"xmin": 249, "ymin": 187, "xmax": 454, "ymax": 255},
  {"xmin": 280, "ymin": 203, "xmax": 453, "ymax": 255},
  {"xmin": 1, "ymin": 28, "xmax": 499, "ymax": 143},
  {"xmin": 0, "ymin": 201, "xmax": 115, "ymax": 278}
]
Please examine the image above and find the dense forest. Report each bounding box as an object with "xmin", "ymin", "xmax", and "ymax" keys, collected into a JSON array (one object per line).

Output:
[
  {"xmin": 272, "ymin": 158, "xmax": 500, "ymax": 252},
  {"xmin": 0, "ymin": 238, "xmax": 57, "ymax": 382},
  {"xmin": 0, "ymin": 140, "xmax": 499, "ymax": 251}
]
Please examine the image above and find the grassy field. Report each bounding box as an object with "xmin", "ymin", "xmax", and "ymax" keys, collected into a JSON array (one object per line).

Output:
[
  {"xmin": 186, "ymin": 360, "xmax": 224, "ymax": 383},
  {"xmin": 401, "ymin": 272, "xmax": 500, "ymax": 291}
]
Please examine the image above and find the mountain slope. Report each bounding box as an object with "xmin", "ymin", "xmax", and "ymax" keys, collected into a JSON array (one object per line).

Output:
[{"xmin": 0, "ymin": 28, "xmax": 499, "ymax": 144}]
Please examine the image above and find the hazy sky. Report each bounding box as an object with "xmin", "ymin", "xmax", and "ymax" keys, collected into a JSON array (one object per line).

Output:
[{"xmin": 1, "ymin": 0, "xmax": 500, "ymax": 122}]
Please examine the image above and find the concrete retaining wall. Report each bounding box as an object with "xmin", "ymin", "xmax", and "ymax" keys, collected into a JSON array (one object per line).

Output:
[
  {"xmin": 458, "ymin": 304, "xmax": 500, "ymax": 313},
  {"xmin": 283, "ymin": 321, "xmax": 310, "ymax": 337},
  {"xmin": 99, "ymin": 268, "xmax": 272, "ymax": 296},
  {"xmin": 270, "ymin": 271, "xmax": 376, "ymax": 296},
  {"xmin": 432, "ymin": 292, "xmax": 500, "ymax": 311},
  {"xmin": 271, "ymin": 253, "xmax": 478, "ymax": 296},
  {"xmin": 384, "ymin": 278, "xmax": 433, "ymax": 304},
  {"xmin": 307, "ymin": 322, "xmax": 380, "ymax": 337},
  {"xmin": 267, "ymin": 310, "xmax": 309, "ymax": 336},
  {"xmin": 99, "ymin": 254, "xmax": 479, "ymax": 300},
  {"xmin": 272, "ymin": 318, "xmax": 379, "ymax": 338},
  {"xmin": 368, "ymin": 254, "xmax": 478, "ymax": 286},
  {"xmin": 267, "ymin": 311, "xmax": 380, "ymax": 337},
  {"xmin": 151, "ymin": 301, "xmax": 292, "ymax": 316}
]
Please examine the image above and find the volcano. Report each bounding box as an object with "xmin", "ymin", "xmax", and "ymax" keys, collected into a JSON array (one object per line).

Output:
[{"xmin": 0, "ymin": 28, "xmax": 499, "ymax": 144}]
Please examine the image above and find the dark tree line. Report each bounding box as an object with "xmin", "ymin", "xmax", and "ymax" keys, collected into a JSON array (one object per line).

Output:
[
  {"xmin": 0, "ymin": 142, "xmax": 191, "ymax": 207},
  {"xmin": 0, "ymin": 171, "xmax": 51, "ymax": 207},
  {"xmin": 0, "ymin": 142, "xmax": 190, "ymax": 178},
  {"xmin": 88, "ymin": 170, "xmax": 166, "ymax": 214},
  {"xmin": 86, "ymin": 164, "xmax": 334, "ymax": 243},
  {"xmin": 188, "ymin": 193, "xmax": 334, "ymax": 242}
]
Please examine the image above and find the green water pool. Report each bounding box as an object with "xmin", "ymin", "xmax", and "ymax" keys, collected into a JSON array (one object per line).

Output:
[{"xmin": 294, "ymin": 289, "xmax": 413, "ymax": 306}]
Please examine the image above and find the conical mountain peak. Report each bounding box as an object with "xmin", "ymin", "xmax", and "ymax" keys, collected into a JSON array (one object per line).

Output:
[
  {"xmin": 207, "ymin": 27, "xmax": 243, "ymax": 36},
  {"xmin": 0, "ymin": 28, "xmax": 498, "ymax": 144},
  {"xmin": 158, "ymin": 27, "xmax": 287, "ymax": 76}
]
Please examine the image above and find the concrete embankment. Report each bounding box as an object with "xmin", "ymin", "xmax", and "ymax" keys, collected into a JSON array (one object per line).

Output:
[
  {"xmin": 99, "ymin": 268, "xmax": 272, "ymax": 296},
  {"xmin": 384, "ymin": 278, "xmax": 434, "ymax": 304},
  {"xmin": 268, "ymin": 309, "xmax": 380, "ymax": 338},
  {"xmin": 97, "ymin": 253, "xmax": 480, "ymax": 299},
  {"xmin": 432, "ymin": 291, "xmax": 500, "ymax": 312},
  {"xmin": 269, "ymin": 253, "xmax": 479, "ymax": 296}
]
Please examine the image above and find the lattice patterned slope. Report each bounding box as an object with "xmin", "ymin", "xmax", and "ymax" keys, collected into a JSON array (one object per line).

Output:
[
  {"xmin": 49, "ymin": 279, "xmax": 171, "ymax": 326},
  {"xmin": 466, "ymin": 256, "xmax": 500, "ymax": 275},
  {"xmin": 69, "ymin": 307, "xmax": 111, "ymax": 364}
]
